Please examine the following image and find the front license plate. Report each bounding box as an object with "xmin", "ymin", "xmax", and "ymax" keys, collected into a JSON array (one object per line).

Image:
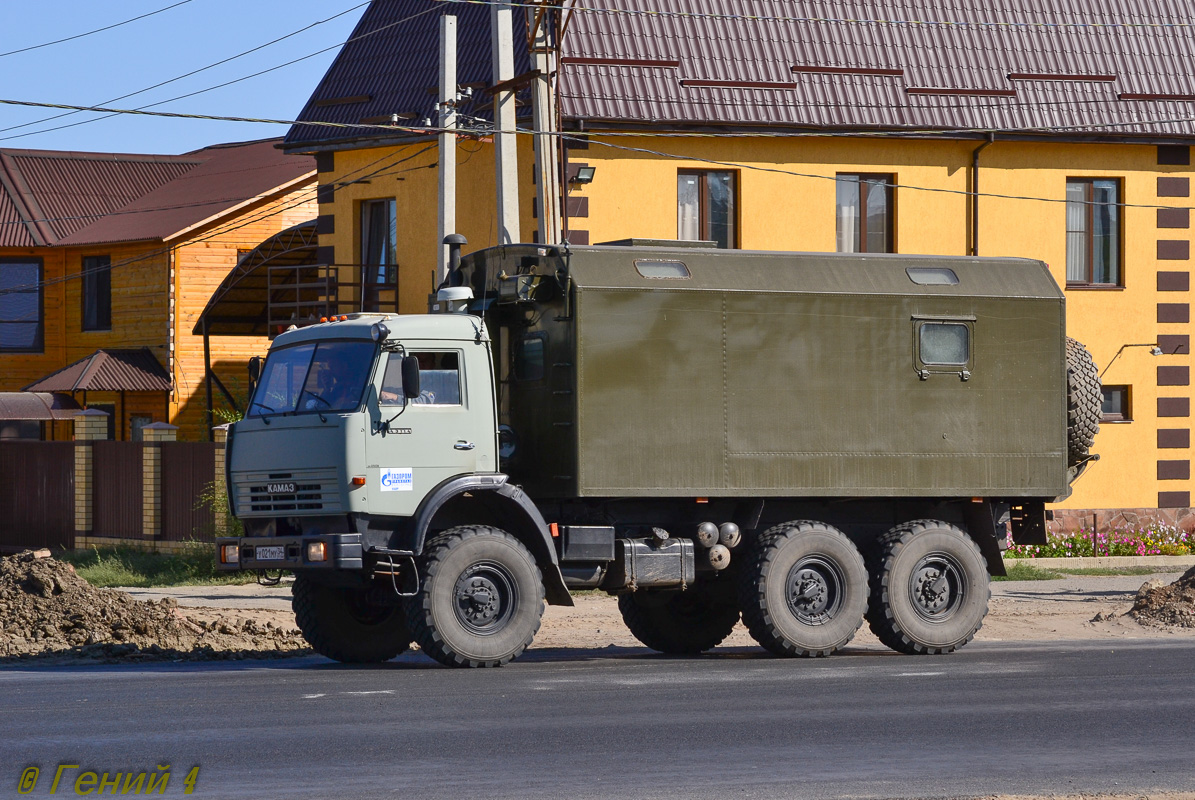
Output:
[{"xmin": 255, "ymin": 546, "xmax": 286, "ymax": 561}]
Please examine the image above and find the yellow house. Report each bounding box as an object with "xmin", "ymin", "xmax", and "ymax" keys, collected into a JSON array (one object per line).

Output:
[
  {"xmin": 281, "ymin": 1, "xmax": 1195, "ymax": 528},
  {"xmin": 0, "ymin": 138, "xmax": 316, "ymax": 440}
]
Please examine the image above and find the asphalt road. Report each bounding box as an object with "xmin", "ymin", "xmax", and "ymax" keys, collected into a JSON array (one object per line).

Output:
[{"xmin": 2, "ymin": 640, "xmax": 1194, "ymax": 799}]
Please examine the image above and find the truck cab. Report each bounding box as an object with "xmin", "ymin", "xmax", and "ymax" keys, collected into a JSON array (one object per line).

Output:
[{"xmin": 226, "ymin": 313, "xmax": 498, "ymax": 544}]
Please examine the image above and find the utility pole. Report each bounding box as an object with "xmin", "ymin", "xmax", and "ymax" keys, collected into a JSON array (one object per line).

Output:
[
  {"xmin": 528, "ymin": 4, "xmax": 560, "ymax": 245},
  {"xmin": 492, "ymin": 2, "xmax": 519, "ymax": 245},
  {"xmin": 437, "ymin": 15, "xmax": 458, "ymax": 284}
]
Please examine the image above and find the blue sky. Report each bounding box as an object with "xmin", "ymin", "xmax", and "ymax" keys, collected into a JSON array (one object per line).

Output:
[{"xmin": 0, "ymin": 0, "xmax": 369, "ymax": 154}]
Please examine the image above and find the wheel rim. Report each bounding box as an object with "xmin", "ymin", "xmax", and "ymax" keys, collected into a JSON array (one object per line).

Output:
[
  {"xmin": 784, "ymin": 556, "xmax": 845, "ymax": 625},
  {"xmin": 453, "ymin": 560, "xmax": 518, "ymax": 636},
  {"xmin": 908, "ymin": 551, "xmax": 965, "ymax": 622}
]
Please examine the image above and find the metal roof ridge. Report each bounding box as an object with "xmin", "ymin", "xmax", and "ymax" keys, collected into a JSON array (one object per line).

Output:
[{"xmin": 0, "ymin": 151, "xmax": 53, "ymax": 245}]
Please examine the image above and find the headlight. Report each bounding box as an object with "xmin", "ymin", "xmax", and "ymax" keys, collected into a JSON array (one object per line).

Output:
[{"xmin": 219, "ymin": 544, "xmax": 240, "ymax": 564}]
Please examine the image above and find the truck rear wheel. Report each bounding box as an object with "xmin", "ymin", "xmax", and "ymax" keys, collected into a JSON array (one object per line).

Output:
[
  {"xmin": 292, "ymin": 575, "xmax": 412, "ymax": 663},
  {"xmin": 618, "ymin": 577, "xmax": 740, "ymax": 654},
  {"xmin": 405, "ymin": 525, "xmax": 544, "ymax": 668},
  {"xmin": 738, "ymin": 521, "xmax": 868, "ymax": 657},
  {"xmin": 866, "ymin": 520, "xmax": 990, "ymax": 655}
]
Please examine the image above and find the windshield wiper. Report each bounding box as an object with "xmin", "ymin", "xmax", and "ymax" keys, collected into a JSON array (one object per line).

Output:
[{"xmin": 250, "ymin": 400, "xmax": 275, "ymax": 424}]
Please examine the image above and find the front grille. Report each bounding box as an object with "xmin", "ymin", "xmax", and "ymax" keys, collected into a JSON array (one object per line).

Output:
[{"xmin": 233, "ymin": 468, "xmax": 342, "ymax": 515}]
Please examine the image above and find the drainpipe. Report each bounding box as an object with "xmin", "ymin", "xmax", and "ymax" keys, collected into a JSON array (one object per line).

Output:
[{"xmin": 970, "ymin": 134, "xmax": 995, "ymax": 256}]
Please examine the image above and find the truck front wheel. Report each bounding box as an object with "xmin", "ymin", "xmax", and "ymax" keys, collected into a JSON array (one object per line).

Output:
[
  {"xmin": 618, "ymin": 577, "xmax": 740, "ymax": 654},
  {"xmin": 739, "ymin": 521, "xmax": 868, "ymax": 657},
  {"xmin": 866, "ymin": 520, "xmax": 990, "ymax": 654},
  {"xmin": 406, "ymin": 526, "xmax": 545, "ymax": 668},
  {"xmin": 292, "ymin": 575, "xmax": 412, "ymax": 663}
]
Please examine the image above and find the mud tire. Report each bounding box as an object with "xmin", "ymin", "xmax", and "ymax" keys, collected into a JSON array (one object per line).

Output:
[
  {"xmin": 292, "ymin": 574, "xmax": 411, "ymax": 663},
  {"xmin": 866, "ymin": 519, "xmax": 990, "ymax": 655},
  {"xmin": 618, "ymin": 577, "xmax": 740, "ymax": 654},
  {"xmin": 1066, "ymin": 336, "xmax": 1102, "ymax": 467},
  {"xmin": 738, "ymin": 520, "xmax": 868, "ymax": 657},
  {"xmin": 405, "ymin": 526, "xmax": 544, "ymax": 668}
]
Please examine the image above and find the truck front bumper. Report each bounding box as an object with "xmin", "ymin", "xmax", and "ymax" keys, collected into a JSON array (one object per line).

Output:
[{"xmin": 216, "ymin": 533, "xmax": 364, "ymax": 571}]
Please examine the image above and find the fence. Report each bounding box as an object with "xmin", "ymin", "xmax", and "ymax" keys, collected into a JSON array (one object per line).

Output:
[
  {"xmin": 0, "ymin": 411, "xmax": 225, "ymax": 553},
  {"xmin": 0, "ymin": 441, "xmax": 75, "ymax": 550},
  {"xmin": 92, "ymin": 441, "xmax": 144, "ymax": 539}
]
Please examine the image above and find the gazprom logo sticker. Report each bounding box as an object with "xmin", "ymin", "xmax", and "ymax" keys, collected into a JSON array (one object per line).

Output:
[{"xmin": 380, "ymin": 468, "xmax": 414, "ymax": 492}]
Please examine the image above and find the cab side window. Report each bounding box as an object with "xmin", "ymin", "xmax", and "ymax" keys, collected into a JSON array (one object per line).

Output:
[{"xmin": 380, "ymin": 351, "xmax": 461, "ymax": 406}]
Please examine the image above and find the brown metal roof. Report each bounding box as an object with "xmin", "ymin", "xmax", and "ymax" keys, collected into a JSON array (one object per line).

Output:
[
  {"xmin": 0, "ymin": 139, "xmax": 314, "ymax": 248},
  {"xmin": 23, "ymin": 348, "xmax": 171, "ymax": 393},
  {"xmin": 0, "ymin": 150, "xmax": 197, "ymax": 247},
  {"xmin": 0, "ymin": 392, "xmax": 82, "ymax": 421},
  {"xmin": 62, "ymin": 139, "xmax": 315, "ymax": 246},
  {"xmin": 285, "ymin": 0, "xmax": 531, "ymax": 148},
  {"xmin": 286, "ymin": 0, "xmax": 1195, "ymax": 146}
]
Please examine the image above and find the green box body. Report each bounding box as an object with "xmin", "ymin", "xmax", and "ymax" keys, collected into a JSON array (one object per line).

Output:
[{"xmin": 462, "ymin": 243, "xmax": 1068, "ymax": 504}]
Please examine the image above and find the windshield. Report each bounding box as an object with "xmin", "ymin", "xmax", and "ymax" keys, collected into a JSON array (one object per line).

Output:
[{"xmin": 249, "ymin": 340, "xmax": 376, "ymax": 416}]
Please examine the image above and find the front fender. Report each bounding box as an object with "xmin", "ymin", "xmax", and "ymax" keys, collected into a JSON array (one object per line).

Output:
[{"xmin": 405, "ymin": 474, "xmax": 572, "ymax": 606}]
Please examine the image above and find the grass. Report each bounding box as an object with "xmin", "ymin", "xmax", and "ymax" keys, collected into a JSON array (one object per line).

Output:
[
  {"xmin": 56, "ymin": 544, "xmax": 259, "ymax": 588},
  {"xmin": 993, "ymin": 562, "xmax": 1188, "ymax": 582},
  {"xmin": 993, "ymin": 562, "xmax": 1063, "ymax": 581}
]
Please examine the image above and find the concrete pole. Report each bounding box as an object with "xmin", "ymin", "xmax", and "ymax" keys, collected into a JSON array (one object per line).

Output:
[
  {"xmin": 437, "ymin": 15, "xmax": 458, "ymax": 283},
  {"xmin": 492, "ymin": 2, "xmax": 520, "ymax": 245},
  {"xmin": 528, "ymin": 6, "xmax": 561, "ymax": 245}
]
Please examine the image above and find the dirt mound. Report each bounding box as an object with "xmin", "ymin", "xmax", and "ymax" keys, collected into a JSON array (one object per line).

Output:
[
  {"xmin": 1130, "ymin": 565, "xmax": 1195, "ymax": 628},
  {"xmin": 0, "ymin": 551, "xmax": 309, "ymax": 662}
]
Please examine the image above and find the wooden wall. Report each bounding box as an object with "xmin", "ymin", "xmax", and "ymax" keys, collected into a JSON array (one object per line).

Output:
[
  {"xmin": 171, "ymin": 186, "xmax": 317, "ymax": 440},
  {"xmin": 0, "ymin": 180, "xmax": 316, "ymax": 442}
]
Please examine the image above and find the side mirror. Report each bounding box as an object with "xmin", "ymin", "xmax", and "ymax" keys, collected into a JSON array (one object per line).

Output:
[
  {"xmin": 247, "ymin": 356, "xmax": 263, "ymax": 393},
  {"xmin": 401, "ymin": 355, "xmax": 421, "ymax": 399}
]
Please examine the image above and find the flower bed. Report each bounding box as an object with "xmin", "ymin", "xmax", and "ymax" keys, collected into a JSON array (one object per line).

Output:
[{"xmin": 1006, "ymin": 525, "xmax": 1194, "ymax": 558}]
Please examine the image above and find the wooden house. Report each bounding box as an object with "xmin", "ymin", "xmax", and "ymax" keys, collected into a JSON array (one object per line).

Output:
[{"xmin": 0, "ymin": 138, "xmax": 316, "ymax": 440}]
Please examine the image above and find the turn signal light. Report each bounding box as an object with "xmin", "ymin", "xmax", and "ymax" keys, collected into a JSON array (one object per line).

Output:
[
  {"xmin": 219, "ymin": 544, "xmax": 239, "ymax": 564},
  {"xmin": 306, "ymin": 541, "xmax": 327, "ymax": 562},
  {"xmin": 351, "ymin": 476, "xmax": 366, "ymax": 486}
]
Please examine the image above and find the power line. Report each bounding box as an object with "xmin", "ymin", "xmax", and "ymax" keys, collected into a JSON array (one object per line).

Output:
[
  {"xmin": 0, "ymin": 143, "xmax": 439, "ymax": 299},
  {"xmin": 6, "ymin": 95, "xmax": 1195, "ymax": 140},
  {"xmin": 432, "ymin": 0, "xmax": 1195, "ymax": 30},
  {"xmin": 0, "ymin": 1, "xmax": 372, "ymax": 140},
  {"xmin": 0, "ymin": 0, "xmax": 196, "ymax": 59},
  {"xmin": 0, "ymin": 4, "xmax": 442, "ymax": 144}
]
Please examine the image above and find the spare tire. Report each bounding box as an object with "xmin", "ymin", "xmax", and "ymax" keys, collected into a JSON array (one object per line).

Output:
[{"xmin": 1066, "ymin": 336, "xmax": 1101, "ymax": 467}]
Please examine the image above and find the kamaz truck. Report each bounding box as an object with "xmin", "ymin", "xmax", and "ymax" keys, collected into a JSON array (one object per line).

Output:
[{"xmin": 216, "ymin": 239, "xmax": 1101, "ymax": 667}]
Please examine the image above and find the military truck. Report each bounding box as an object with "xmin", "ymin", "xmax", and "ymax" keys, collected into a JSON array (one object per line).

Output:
[{"xmin": 216, "ymin": 239, "xmax": 1101, "ymax": 668}]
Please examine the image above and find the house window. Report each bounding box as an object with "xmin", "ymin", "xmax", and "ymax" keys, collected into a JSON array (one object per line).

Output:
[
  {"xmin": 361, "ymin": 199, "xmax": 397, "ymax": 285},
  {"xmin": 678, "ymin": 171, "xmax": 736, "ymax": 248},
  {"xmin": 1066, "ymin": 179, "xmax": 1121, "ymax": 286},
  {"xmin": 836, "ymin": 174, "xmax": 894, "ymax": 253},
  {"xmin": 0, "ymin": 258, "xmax": 43, "ymax": 352},
  {"xmin": 130, "ymin": 415, "xmax": 153, "ymax": 441},
  {"xmin": 82, "ymin": 255, "xmax": 112, "ymax": 331},
  {"xmin": 1101, "ymin": 385, "xmax": 1130, "ymax": 422}
]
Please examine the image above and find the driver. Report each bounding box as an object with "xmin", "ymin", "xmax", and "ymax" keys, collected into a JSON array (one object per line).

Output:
[{"xmin": 310, "ymin": 357, "xmax": 359, "ymax": 410}]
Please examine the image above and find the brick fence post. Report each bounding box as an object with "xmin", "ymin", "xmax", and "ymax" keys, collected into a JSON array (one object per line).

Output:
[
  {"xmin": 73, "ymin": 409, "xmax": 110, "ymax": 550},
  {"xmin": 141, "ymin": 423, "xmax": 178, "ymax": 542},
  {"xmin": 212, "ymin": 424, "xmax": 230, "ymax": 534}
]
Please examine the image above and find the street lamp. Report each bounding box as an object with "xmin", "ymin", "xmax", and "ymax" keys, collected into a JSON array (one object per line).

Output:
[{"xmin": 1099, "ymin": 343, "xmax": 1164, "ymax": 379}]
